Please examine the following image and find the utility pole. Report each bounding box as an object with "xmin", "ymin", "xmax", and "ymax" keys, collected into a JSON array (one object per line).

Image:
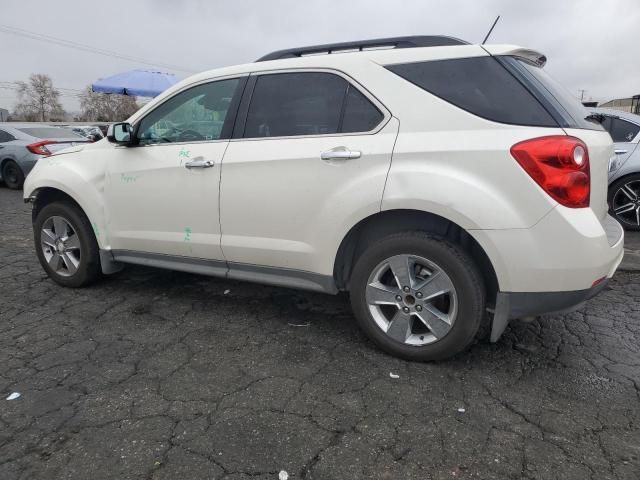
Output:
[{"xmin": 579, "ymin": 89, "xmax": 586, "ymax": 102}]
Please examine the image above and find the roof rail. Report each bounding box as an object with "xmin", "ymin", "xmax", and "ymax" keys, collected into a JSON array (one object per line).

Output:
[{"xmin": 255, "ymin": 35, "xmax": 469, "ymax": 62}]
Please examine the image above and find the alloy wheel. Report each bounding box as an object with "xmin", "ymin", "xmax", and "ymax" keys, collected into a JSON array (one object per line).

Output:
[
  {"xmin": 612, "ymin": 180, "xmax": 640, "ymax": 227},
  {"xmin": 365, "ymin": 254, "xmax": 458, "ymax": 346},
  {"xmin": 40, "ymin": 216, "xmax": 81, "ymax": 277},
  {"xmin": 3, "ymin": 163, "xmax": 19, "ymax": 185}
]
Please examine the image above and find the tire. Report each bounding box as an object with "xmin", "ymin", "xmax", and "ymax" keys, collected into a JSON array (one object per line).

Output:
[
  {"xmin": 608, "ymin": 174, "xmax": 640, "ymax": 231},
  {"xmin": 2, "ymin": 160, "xmax": 25, "ymax": 189},
  {"xmin": 350, "ymin": 232, "xmax": 485, "ymax": 361},
  {"xmin": 33, "ymin": 201, "xmax": 102, "ymax": 287}
]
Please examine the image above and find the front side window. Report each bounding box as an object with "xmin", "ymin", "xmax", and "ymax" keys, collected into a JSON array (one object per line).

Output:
[
  {"xmin": 243, "ymin": 72, "xmax": 383, "ymax": 138},
  {"xmin": 137, "ymin": 78, "xmax": 240, "ymax": 145},
  {"xmin": 602, "ymin": 117, "xmax": 640, "ymax": 143}
]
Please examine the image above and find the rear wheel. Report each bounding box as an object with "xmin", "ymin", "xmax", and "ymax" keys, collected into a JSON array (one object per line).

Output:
[
  {"xmin": 609, "ymin": 174, "xmax": 640, "ymax": 231},
  {"xmin": 2, "ymin": 160, "xmax": 25, "ymax": 189},
  {"xmin": 34, "ymin": 201, "xmax": 102, "ymax": 287},
  {"xmin": 350, "ymin": 232, "xmax": 485, "ymax": 361}
]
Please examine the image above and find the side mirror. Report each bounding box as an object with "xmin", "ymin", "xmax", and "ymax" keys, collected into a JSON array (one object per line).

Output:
[{"xmin": 107, "ymin": 122, "xmax": 133, "ymax": 145}]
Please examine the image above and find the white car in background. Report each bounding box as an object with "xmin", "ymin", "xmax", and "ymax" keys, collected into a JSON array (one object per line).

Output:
[
  {"xmin": 591, "ymin": 108, "xmax": 640, "ymax": 230},
  {"xmin": 23, "ymin": 36, "xmax": 623, "ymax": 360}
]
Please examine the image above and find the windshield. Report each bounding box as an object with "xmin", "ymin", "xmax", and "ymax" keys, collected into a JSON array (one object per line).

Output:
[{"xmin": 501, "ymin": 57, "xmax": 604, "ymax": 131}]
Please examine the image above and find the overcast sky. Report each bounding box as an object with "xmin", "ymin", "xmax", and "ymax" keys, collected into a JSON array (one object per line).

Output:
[{"xmin": 1, "ymin": 0, "xmax": 639, "ymax": 112}]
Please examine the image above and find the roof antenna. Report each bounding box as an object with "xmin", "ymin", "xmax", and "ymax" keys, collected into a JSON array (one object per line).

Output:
[{"xmin": 482, "ymin": 15, "xmax": 500, "ymax": 44}]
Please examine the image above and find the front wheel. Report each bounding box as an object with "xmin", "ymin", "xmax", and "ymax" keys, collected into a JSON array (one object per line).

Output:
[
  {"xmin": 609, "ymin": 174, "xmax": 640, "ymax": 231},
  {"xmin": 34, "ymin": 201, "xmax": 102, "ymax": 287},
  {"xmin": 350, "ymin": 232, "xmax": 485, "ymax": 361}
]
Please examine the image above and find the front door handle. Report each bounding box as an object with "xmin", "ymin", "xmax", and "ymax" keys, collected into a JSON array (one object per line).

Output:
[
  {"xmin": 185, "ymin": 158, "xmax": 215, "ymax": 169},
  {"xmin": 615, "ymin": 149, "xmax": 628, "ymax": 155},
  {"xmin": 321, "ymin": 147, "xmax": 361, "ymax": 161}
]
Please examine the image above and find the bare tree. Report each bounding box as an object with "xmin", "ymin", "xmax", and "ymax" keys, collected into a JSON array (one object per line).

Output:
[
  {"xmin": 14, "ymin": 74, "xmax": 66, "ymax": 121},
  {"xmin": 79, "ymin": 87, "xmax": 139, "ymax": 122}
]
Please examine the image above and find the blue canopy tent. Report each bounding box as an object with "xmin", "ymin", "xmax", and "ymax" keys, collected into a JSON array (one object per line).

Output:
[{"xmin": 91, "ymin": 70, "xmax": 177, "ymax": 97}]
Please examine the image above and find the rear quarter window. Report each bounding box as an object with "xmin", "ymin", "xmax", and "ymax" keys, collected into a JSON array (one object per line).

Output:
[
  {"xmin": 501, "ymin": 57, "xmax": 604, "ymax": 131},
  {"xmin": 0, "ymin": 129, "xmax": 15, "ymax": 142},
  {"xmin": 341, "ymin": 85, "xmax": 384, "ymax": 133},
  {"xmin": 386, "ymin": 56, "xmax": 558, "ymax": 127}
]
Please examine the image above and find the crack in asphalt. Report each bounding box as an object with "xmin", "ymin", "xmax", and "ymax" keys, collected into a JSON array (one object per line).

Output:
[{"xmin": 1, "ymin": 188, "xmax": 639, "ymax": 479}]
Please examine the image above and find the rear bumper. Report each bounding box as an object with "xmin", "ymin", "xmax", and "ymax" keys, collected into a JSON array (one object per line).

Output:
[
  {"xmin": 471, "ymin": 208, "xmax": 624, "ymax": 293},
  {"xmin": 475, "ymin": 208, "xmax": 625, "ymax": 341},
  {"xmin": 489, "ymin": 278, "xmax": 615, "ymax": 342},
  {"xmin": 498, "ymin": 279, "xmax": 610, "ymax": 320}
]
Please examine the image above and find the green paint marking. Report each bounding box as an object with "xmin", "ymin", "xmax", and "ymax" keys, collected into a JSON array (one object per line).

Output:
[
  {"xmin": 91, "ymin": 222, "xmax": 100, "ymax": 237},
  {"xmin": 184, "ymin": 227, "xmax": 192, "ymax": 242},
  {"xmin": 120, "ymin": 173, "xmax": 138, "ymax": 183},
  {"xmin": 178, "ymin": 148, "xmax": 191, "ymax": 159}
]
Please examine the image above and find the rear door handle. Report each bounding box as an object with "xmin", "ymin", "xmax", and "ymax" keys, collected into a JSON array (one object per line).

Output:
[
  {"xmin": 615, "ymin": 149, "xmax": 628, "ymax": 155},
  {"xmin": 321, "ymin": 147, "xmax": 361, "ymax": 160},
  {"xmin": 185, "ymin": 158, "xmax": 215, "ymax": 169}
]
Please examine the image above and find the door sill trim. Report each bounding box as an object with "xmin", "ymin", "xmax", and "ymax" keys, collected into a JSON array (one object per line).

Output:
[{"xmin": 106, "ymin": 250, "xmax": 337, "ymax": 294}]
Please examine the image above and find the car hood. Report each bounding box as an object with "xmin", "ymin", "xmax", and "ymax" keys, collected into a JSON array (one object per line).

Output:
[
  {"xmin": 48, "ymin": 137, "xmax": 111, "ymax": 157},
  {"xmin": 49, "ymin": 144, "xmax": 88, "ymax": 156}
]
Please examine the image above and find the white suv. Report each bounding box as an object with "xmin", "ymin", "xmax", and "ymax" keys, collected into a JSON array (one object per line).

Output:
[{"xmin": 23, "ymin": 36, "xmax": 624, "ymax": 360}]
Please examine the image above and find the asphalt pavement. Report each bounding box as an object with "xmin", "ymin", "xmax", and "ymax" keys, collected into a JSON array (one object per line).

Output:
[{"xmin": 1, "ymin": 187, "xmax": 639, "ymax": 480}]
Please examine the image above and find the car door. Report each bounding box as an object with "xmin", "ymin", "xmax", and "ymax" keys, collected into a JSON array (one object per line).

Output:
[
  {"xmin": 220, "ymin": 70, "xmax": 398, "ymax": 281},
  {"xmin": 602, "ymin": 115, "xmax": 640, "ymax": 165},
  {"xmin": 104, "ymin": 76, "xmax": 245, "ymax": 263}
]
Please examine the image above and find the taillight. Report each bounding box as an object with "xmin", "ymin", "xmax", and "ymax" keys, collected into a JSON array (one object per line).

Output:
[
  {"xmin": 26, "ymin": 140, "xmax": 56, "ymax": 156},
  {"xmin": 510, "ymin": 135, "xmax": 590, "ymax": 208}
]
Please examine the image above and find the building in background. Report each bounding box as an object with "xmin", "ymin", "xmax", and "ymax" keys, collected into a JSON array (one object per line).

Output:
[
  {"xmin": 598, "ymin": 95, "xmax": 640, "ymax": 114},
  {"xmin": 0, "ymin": 108, "xmax": 8, "ymax": 122}
]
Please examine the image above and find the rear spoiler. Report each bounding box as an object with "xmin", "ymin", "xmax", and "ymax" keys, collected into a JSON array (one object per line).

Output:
[{"xmin": 482, "ymin": 45, "xmax": 547, "ymax": 67}]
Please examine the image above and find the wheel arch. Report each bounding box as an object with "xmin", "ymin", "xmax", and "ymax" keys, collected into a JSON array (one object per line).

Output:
[
  {"xmin": 28, "ymin": 184, "xmax": 109, "ymax": 247},
  {"xmin": 31, "ymin": 186, "xmax": 84, "ymax": 222},
  {"xmin": 608, "ymin": 170, "xmax": 640, "ymax": 192},
  {"xmin": 0, "ymin": 156, "xmax": 16, "ymax": 170},
  {"xmin": 333, "ymin": 209, "xmax": 499, "ymax": 304}
]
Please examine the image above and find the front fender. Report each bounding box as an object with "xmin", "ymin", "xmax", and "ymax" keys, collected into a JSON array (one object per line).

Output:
[{"xmin": 24, "ymin": 151, "xmax": 109, "ymax": 249}]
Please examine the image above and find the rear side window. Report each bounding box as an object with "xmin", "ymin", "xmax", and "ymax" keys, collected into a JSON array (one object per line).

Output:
[
  {"xmin": 0, "ymin": 129, "xmax": 15, "ymax": 142},
  {"xmin": 17, "ymin": 127, "xmax": 85, "ymax": 139},
  {"xmin": 386, "ymin": 57, "xmax": 557, "ymax": 127},
  {"xmin": 341, "ymin": 85, "xmax": 384, "ymax": 133},
  {"xmin": 245, "ymin": 73, "xmax": 345, "ymax": 138},
  {"xmin": 601, "ymin": 116, "xmax": 640, "ymax": 142},
  {"xmin": 243, "ymin": 72, "xmax": 384, "ymax": 138}
]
